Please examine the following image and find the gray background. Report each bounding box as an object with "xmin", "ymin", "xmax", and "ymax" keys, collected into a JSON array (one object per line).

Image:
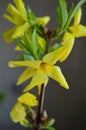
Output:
[{"xmin": 0, "ymin": 0, "xmax": 86, "ymax": 130}]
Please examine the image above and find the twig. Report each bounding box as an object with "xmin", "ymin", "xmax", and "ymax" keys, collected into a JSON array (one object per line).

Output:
[{"xmin": 34, "ymin": 84, "xmax": 45, "ymax": 130}]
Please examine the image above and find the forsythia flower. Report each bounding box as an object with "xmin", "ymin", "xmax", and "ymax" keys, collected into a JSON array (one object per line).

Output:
[
  {"xmin": 8, "ymin": 44, "xmax": 70, "ymax": 92},
  {"xmin": 3, "ymin": 0, "xmax": 50, "ymax": 43},
  {"xmin": 18, "ymin": 92, "xmax": 38, "ymax": 106},
  {"xmin": 59, "ymin": 8, "xmax": 86, "ymax": 62},
  {"xmin": 10, "ymin": 102, "xmax": 27, "ymax": 125},
  {"xmin": 3, "ymin": 0, "xmax": 29, "ymax": 43},
  {"xmin": 10, "ymin": 92, "xmax": 38, "ymax": 125}
]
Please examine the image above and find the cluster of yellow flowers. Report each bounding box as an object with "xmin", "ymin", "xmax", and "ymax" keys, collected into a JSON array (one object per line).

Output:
[{"xmin": 3, "ymin": 0, "xmax": 86, "ymax": 128}]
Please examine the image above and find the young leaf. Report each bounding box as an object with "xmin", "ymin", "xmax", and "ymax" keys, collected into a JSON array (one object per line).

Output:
[
  {"xmin": 49, "ymin": 43, "xmax": 62, "ymax": 52},
  {"xmin": 46, "ymin": 118, "xmax": 55, "ymax": 126},
  {"xmin": 22, "ymin": 33, "xmax": 33, "ymax": 55},
  {"xmin": 32, "ymin": 28, "xmax": 39, "ymax": 59},
  {"xmin": 57, "ymin": 6, "xmax": 68, "ymax": 30},
  {"xmin": 68, "ymin": 3, "xmax": 75, "ymax": 18},
  {"xmin": 57, "ymin": 7, "xmax": 62, "ymax": 27},
  {"xmin": 64, "ymin": 0, "xmax": 86, "ymax": 31},
  {"xmin": 27, "ymin": 6, "xmax": 36, "ymax": 25},
  {"xmin": 59, "ymin": 0, "xmax": 67, "ymax": 8},
  {"xmin": 57, "ymin": 0, "xmax": 68, "ymax": 33},
  {"xmin": 15, "ymin": 39, "xmax": 30, "ymax": 54},
  {"xmin": 22, "ymin": 120, "xmax": 33, "ymax": 128},
  {"xmin": 19, "ymin": 54, "xmax": 34, "ymax": 61},
  {"xmin": 43, "ymin": 126, "xmax": 56, "ymax": 130}
]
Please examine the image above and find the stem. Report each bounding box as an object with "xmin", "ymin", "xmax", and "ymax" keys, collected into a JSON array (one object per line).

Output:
[
  {"xmin": 46, "ymin": 38, "xmax": 52, "ymax": 54},
  {"xmin": 43, "ymin": 28, "xmax": 54, "ymax": 54},
  {"xmin": 38, "ymin": 84, "xmax": 45, "ymax": 115},
  {"xmin": 34, "ymin": 29, "xmax": 54, "ymax": 130},
  {"xmin": 34, "ymin": 84, "xmax": 45, "ymax": 130}
]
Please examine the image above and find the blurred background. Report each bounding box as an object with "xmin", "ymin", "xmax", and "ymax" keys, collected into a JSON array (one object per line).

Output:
[{"xmin": 0, "ymin": 0, "xmax": 86, "ymax": 130}]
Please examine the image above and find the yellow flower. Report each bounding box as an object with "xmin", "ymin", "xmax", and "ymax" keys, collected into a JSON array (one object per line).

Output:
[
  {"xmin": 3, "ymin": 0, "xmax": 30, "ymax": 43},
  {"xmin": 59, "ymin": 8, "xmax": 86, "ymax": 62},
  {"xmin": 10, "ymin": 102, "xmax": 27, "ymax": 125},
  {"xmin": 8, "ymin": 44, "xmax": 70, "ymax": 92},
  {"xmin": 3, "ymin": 0, "xmax": 50, "ymax": 43},
  {"xmin": 36, "ymin": 16, "xmax": 50, "ymax": 26},
  {"xmin": 18, "ymin": 92, "xmax": 38, "ymax": 106},
  {"xmin": 10, "ymin": 92, "xmax": 38, "ymax": 125}
]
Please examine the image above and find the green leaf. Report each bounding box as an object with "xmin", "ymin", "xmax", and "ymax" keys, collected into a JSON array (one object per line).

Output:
[
  {"xmin": 57, "ymin": 7, "xmax": 62, "ymax": 27},
  {"xmin": 22, "ymin": 33, "xmax": 33, "ymax": 55},
  {"xmin": 19, "ymin": 54, "xmax": 34, "ymax": 61},
  {"xmin": 22, "ymin": 120, "xmax": 33, "ymax": 128},
  {"xmin": 27, "ymin": 6, "xmax": 36, "ymax": 25},
  {"xmin": 49, "ymin": 43, "xmax": 62, "ymax": 52},
  {"xmin": 64, "ymin": 0, "xmax": 86, "ymax": 31},
  {"xmin": 32, "ymin": 28, "xmax": 39, "ymax": 59},
  {"xmin": 36, "ymin": 25, "xmax": 44, "ymax": 37},
  {"xmin": 42, "ymin": 126, "xmax": 56, "ymax": 130},
  {"xmin": 57, "ymin": 6, "xmax": 68, "ymax": 29},
  {"xmin": 57, "ymin": 0, "xmax": 68, "ymax": 33},
  {"xmin": 46, "ymin": 118, "xmax": 55, "ymax": 126},
  {"xmin": 59, "ymin": 0, "xmax": 67, "ymax": 8},
  {"xmin": 68, "ymin": 3, "xmax": 75, "ymax": 18},
  {"xmin": 15, "ymin": 39, "xmax": 30, "ymax": 53}
]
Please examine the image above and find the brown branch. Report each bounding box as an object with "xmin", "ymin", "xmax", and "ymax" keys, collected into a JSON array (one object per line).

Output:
[
  {"xmin": 34, "ymin": 28, "xmax": 55, "ymax": 130},
  {"xmin": 34, "ymin": 84, "xmax": 45, "ymax": 130}
]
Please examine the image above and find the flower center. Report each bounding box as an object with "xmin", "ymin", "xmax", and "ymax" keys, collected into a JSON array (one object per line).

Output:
[{"xmin": 39, "ymin": 62, "xmax": 51, "ymax": 73}]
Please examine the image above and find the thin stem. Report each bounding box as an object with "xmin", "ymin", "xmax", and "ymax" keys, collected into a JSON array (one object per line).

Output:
[
  {"xmin": 46, "ymin": 38, "xmax": 52, "ymax": 54},
  {"xmin": 34, "ymin": 29, "xmax": 54, "ymax": 130},
  {"xmin": 38, "ymin": 84, "xmax": 45, "ymax": 115},
  {"xmin": 43, "ymin": 28, "xmax": 54, "ymax": 54},
  {"xmin": 34, "ymin": 84, "xmax": 45, "ymax": 130}
]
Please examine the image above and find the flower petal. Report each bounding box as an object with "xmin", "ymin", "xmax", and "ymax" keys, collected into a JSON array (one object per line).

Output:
[
  {"xmin": 5, "ymin": 3, "xmax": 23, "ymax": 24},
  {"xmin": 10, "ymin": 102, "xmax": 26, "ymax": 123},
  {"xmin": 3, "ymin": 26, "xmax": 17, "ymax": 43},
  {"xmin": 4, "ymin": 14, "xmax": 17, "ymax": 25},
  {"xmin": 48, "ymin": 66, "xmax": 69, "ymax": 89},
  {"xmin": 37, "ymin": 77, "xmax": 49, "ymax": 95},
  {"xmin": 8, "ymin": 60, "xmax": 41, "ymax": 69},
  {"xmin": 17, "ymin": 68, "xmax": 35, "ymax": 85},
  {"xmin": 59, "ymin": 32, "xmax": 75, "ymax": 62},
  {"xmin": 74, "ymin": 8, "xmax": 82, "ymax": 25},
  {"xmin": 59, "ymin": 42, "xmax": 74, "ymax": 62},
  {"xmin": 18, "ymin": 92, "xmax": 38, "ymax": 106},
  {"xmin": 43, "ymin": 44, "xmax": 70, "ymax": 65},
  {"xmin": 14, "ymin": 0, "xmax": 27, "ymax": 21},
  {"xmin": 23, "ymin": 71, "xmax": 48, "ymax": 92},
  {"xmin": 62, "ymin": 32, "xmax": 74, "ymax": 45},
  {"xmin": 36, "ymin": 16, "xmax": 50, "ymax": 26},
  {"xmin": 14, "ymin": 45, "xmax": 22, "ymax": 51},
  {"xmin": 12, "ymin": 22, "xmax": 30, "ymax": 39},
  {"xmin": 74, "ymin": 25, "xmax": 86, "ymax": 37}
]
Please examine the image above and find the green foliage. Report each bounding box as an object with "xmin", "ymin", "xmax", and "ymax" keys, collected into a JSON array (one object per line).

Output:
[
  {"xmin": 59, "ymin": 0, "xmax": 67, "ymax": 8},
  {"xmin": 54, "ymin": 0, "xmax": 86, "ymax": 39},
  {"xmin": 49, "ymin": 43, "xmax": 62, "ymax": 52},
  {"xmin": 32, "ymin": 27, "xmax": 39, "ymax": 59},
  {"xmin": 42, "ymin": 126, "xmax": 56, "ymax": 130},
  {"xmin": 15, "ymin": 31, "xmax": 39, "ymax": 60},
  {"xmin": 27, "ymin": 6, "xmax": 36, "ymax": 25},
  {"xmin": 22, "ymin": 120, "xmax": 33, "ymax": 128},
  {"xmin": 3, "ymin": 0, "xmax": 86, "ymax": 129},
  {"xmin": 64, "ymin": 0, "xmax": 86, "ymax": 31},
  {"xmin": 46, "ymin": 118, "xmax": 55, "ymax": 126},
  {"xmin": 19, "ymin": 54, "xmax": 34, "ymax": 61},
  {"xmin": 57, "ymin": 0, "xmax": 68, "ymax": 32}
]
